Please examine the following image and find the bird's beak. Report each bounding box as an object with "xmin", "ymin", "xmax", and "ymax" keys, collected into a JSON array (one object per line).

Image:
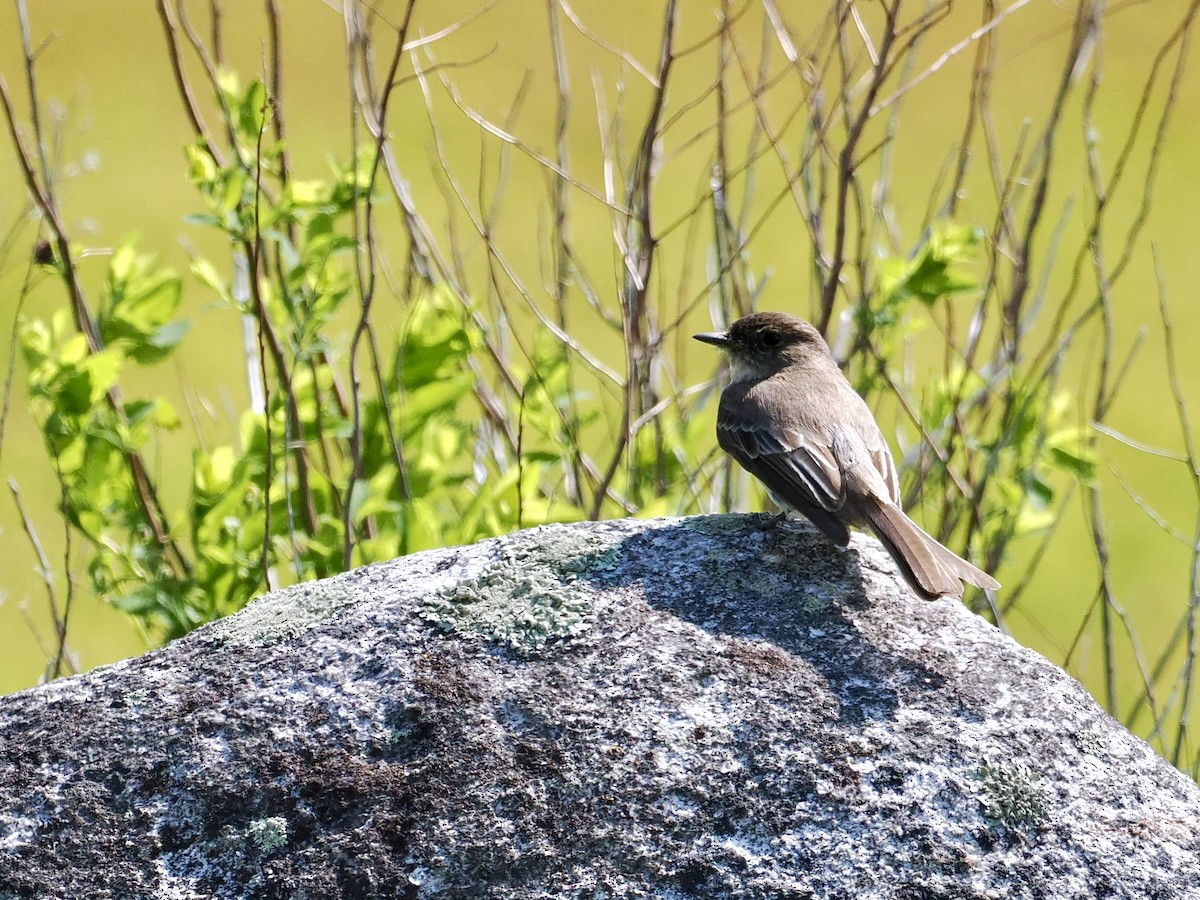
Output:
[{"xmin": 693, "ymin": 331, "xmax": 730, "ymax": 347}]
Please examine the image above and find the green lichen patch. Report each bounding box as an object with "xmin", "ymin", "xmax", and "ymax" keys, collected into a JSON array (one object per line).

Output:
[
  {"xmin": 247, "ymin": 816, "xmax": 289, "ymax": 853},
  {"xmin": 420, "ymin": 525, "xmax": 617, "ymax": 651},
  {"xmin": 505, "ymin": 523, "xmax": 622, "ymax": 578},
  {"xmin": 795, "ymin": 585, "xmax": 836, "ymax": 614},
  {"xmin": 117, "ymin": 687, "xmax": 152, "ymax": 709},
  {"xmin": 1069, "ymin": 727, "xmax": 1107, "ymax": 756},
  {"xmin": 422, "ymin": 570, "xmax": 590, "ymax": 651},
  {"xmin": 210, "ymin": 581, "xmax": 358, "ymax": 647},
  {"xmin": 971, "ymin": 761, "xmax": 1050, "ymax": 832},
  {"xmin": 680, "ymin": 513, "xmax": 750, "ymax": 538}
]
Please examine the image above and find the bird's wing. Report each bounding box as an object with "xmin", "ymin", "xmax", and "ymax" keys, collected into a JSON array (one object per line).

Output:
[
  {"xmin": 867, "ymin": 433, "xmax": 901, "ymax": 508},
  {"xmin": 717, "ymin": 397, "xmax": 851, "ymax": 545}
]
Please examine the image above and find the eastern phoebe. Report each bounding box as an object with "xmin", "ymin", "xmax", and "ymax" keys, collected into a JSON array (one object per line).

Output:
[{"xmin": 695, "ymin": 311, "xmax": 999, "ymax": 600}]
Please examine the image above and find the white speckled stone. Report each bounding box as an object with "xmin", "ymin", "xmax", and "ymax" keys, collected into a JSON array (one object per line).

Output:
[{"xmin": 0, "ymin": 515, "xmax": 1196, "ymax": 899}]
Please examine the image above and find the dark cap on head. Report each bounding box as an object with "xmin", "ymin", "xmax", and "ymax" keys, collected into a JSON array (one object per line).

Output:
[{"xmin": 694, "ymin": 312, "xmax": 829, "ymax": 358}]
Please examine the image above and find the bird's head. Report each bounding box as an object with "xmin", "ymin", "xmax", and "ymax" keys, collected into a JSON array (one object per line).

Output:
[{"xmin": 694, "ymin": 312, "xmax": 831, "ymax": 381}]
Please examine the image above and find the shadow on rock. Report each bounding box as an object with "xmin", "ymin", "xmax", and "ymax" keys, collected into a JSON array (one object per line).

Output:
[{"xmin": 583, "ymin": 514, "xmax": 947, "ymax": 726}]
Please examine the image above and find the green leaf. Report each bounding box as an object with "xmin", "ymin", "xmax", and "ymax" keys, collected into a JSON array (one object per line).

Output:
[
  {"xmin": 154, "ymin": 399, "xmax": 182, "ymax": 429},
  {"xmin": 191, "ymin": 258, "xmax": 231, "ymax": 303},
  {"xmin": 1046, "ymin": 427, "xmax": 1096, "ymax": 483},
  {"xmin": 399, "ymin": 374, "xmax": 474, "ymax": 435},
  {"xmin": 877, "ymin": 221, "xmax": 982, "ymax": 309},
  {"xmin": 195, "ymin": 446, "xmax": 238, "ymax": 495},
  {"xmin": 185, "ymin": 144, "xmax": 219, "ymax": 186},
  {"xmin": 237, "ymin": 80, "xmax": 268, "ymax": 141},
  {"xmin": 286, "ymin": 179, "xmax": 326, "ymax": 206},
  {"xmin": 98, "ymin": 238, "xmax": 187, "ymax": 364},
  {"xmin": 65, "ymin": 350, "xmax": 123, "ymax": 410}
]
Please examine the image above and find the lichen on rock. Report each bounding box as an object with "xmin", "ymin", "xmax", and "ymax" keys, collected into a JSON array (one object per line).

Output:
[
  {"xmin": 208, "ymin": 580, "xmax": 359, "ymax": 647},
  {"xmin": 0, "ymin": 516, "xmax": 1197, "ymax": 899},
  {"xmin": 418, "ymin": 522, "xmax": 619, "ymax": 650},
  {"xmin": 971, "ymin": 760, "xmax": 1050, "ymax": 832}
]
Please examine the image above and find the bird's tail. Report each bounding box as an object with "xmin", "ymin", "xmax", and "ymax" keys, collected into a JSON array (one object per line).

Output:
[{"xmin": 858, "ymin": 498, "xmax": 1000, "ymax": 600}]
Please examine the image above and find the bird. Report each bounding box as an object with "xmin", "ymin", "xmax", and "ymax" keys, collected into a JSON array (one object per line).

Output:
[{"xmin": 694, "ymin": 311, "xmax": 999, "ymax": 600}]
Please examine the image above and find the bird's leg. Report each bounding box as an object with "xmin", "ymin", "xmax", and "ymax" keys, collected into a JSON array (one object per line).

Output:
[
  {"xmin": 761, "ymin": 492, "xmax": 790, "ymax": 531},
  {"xmin": 763, "ymin": 510, "xmax": 789, "ymax": 530},
  {"xmin": 760, "ymin": 501, "xmax": 792, "ymax": 552},
  {"xmin": 755, "ymin": 516, "xmax": 783, "ymax": 554}
]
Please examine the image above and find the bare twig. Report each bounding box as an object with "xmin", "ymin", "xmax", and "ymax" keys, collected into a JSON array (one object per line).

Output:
[
  {"xmin": 9, "ymin": 478, "xmax": 77, "ymax": 679},
  {"xmin": 1155, "ymin": 255, "xmax": 1200, "ymax": 769},
  {"xmin": 342, "ymin": 0, "xmax": 418, "ymax": 566}
]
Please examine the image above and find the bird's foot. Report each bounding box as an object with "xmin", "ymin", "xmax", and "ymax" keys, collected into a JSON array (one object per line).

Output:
[
  {"xmin": 759, "ymin": 510, "xmax": 789, "ymax": 531},
  {"xmin": 760, "ymin": 510, "xmax": 792, "ymax": 550}
]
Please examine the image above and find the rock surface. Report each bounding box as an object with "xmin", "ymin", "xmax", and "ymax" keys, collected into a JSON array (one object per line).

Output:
[{"xmin": 1, "ymin": 515, "xmax": 1198, "ymax": 899}]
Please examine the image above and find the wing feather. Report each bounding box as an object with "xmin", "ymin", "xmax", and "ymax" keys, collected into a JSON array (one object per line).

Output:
[{"xmin": 716, "ymin": 397, "xmax": 851, "ymax": 545}]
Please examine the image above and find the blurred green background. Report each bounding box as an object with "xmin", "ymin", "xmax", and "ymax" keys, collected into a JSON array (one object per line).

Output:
[{"xmin": 1, "ymin": 0, "xmax": 1198, "ymax": 763}]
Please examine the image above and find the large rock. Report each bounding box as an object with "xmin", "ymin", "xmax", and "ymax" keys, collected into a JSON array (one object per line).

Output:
[{"xmin": 0, "ymin": 515, "xmax": 1197, "ymax": 899}]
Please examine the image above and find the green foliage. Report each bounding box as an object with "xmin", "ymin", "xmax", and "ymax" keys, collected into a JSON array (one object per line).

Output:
[
  {"xmin": 13, "ymin": 76, "xmax": 1090, "ymax": 648},
  {"xmin": 99, "ymin": 241, "xmax": 189, "ymax": 363},
  {"xmin": 878, "ymin": 223, "xmax": 983, "ymax": 310},
  {"xmin": 857, "ymin": 222, "xmax": 983, "ymax": 357},
  {"xmin": 20, "ymin": 242, "xmax": 194, "ymax": 635},
  {"xmin": 15, "ymin": 79, "xmax": 698, "ymax": 641},
  {"xmin": 913, "ymin": 362, "xmax": 1096, "ymax": 557}
]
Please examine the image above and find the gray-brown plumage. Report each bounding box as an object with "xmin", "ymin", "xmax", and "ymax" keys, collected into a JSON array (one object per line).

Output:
[{"xmin": 695, "ymin": 311, "xmax": 999, "ymax": 600}]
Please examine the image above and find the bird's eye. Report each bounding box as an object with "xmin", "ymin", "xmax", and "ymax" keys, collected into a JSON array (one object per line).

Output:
[{"xmin": 760, "ymin": 330, "xmax": 783, "ymax": 348}]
